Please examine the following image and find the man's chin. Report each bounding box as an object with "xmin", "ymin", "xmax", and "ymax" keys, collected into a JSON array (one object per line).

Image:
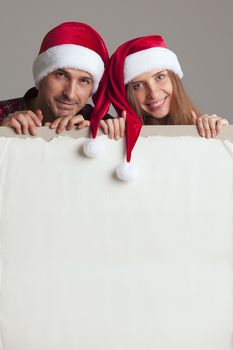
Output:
[{"xmin": 54, "ymin": 110, "xmax": 77, "ymax": 119}]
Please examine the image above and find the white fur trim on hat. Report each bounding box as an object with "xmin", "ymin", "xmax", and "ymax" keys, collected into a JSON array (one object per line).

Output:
[
  {"xmin": 33, "ymin": 44, "xmax": 105, "ymax": 93},
  {"xmin": 124, "ymin": 47, "xmax": 183, "ymax": 85}
]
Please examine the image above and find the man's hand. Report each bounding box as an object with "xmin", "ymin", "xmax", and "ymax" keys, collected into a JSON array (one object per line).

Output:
[
  {"xmin": 44, "ymin": 114, "xmax": 90, "ymax": 133},
  {"xmin": 99, "ymin": 110, "xmax": 126, "ymax": 140},
  {"xmin": 191, "ymin": 111, "xmax": 229, "ymax": 138},
  {"xmin": 1, "ymin": 110, "xmax": 43, "ymax": 135}
]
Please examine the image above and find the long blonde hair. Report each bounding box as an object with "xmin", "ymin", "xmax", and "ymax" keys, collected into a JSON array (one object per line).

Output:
[{"xmin": 126, "ymin": 70, "xmax": 200, "ymax": 125}]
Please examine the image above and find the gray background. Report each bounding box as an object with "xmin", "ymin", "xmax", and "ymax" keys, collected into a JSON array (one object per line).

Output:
[{"xmin": 0, "ymin": 0, "xmax": 232, "ymax": 121}]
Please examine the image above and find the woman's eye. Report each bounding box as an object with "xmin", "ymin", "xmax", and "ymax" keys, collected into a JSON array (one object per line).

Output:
[
  {"xmin": 132, "ymin": 83, "xmax": 144, "ymax": 90},
  {"xmin": 156, "ymin": 74, "xmax": 166, "ymax": 81}
]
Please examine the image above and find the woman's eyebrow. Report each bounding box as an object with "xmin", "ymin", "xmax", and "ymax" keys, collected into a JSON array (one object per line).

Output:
[
  {"xmin": 131, "ymin": 79, "xmax": 144, "ymax": 84},
  {"xmin": 153, "ymin": 70, "xmax": 166, "ymax": 77}
]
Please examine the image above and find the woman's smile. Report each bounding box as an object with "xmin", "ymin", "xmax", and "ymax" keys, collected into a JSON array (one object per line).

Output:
[{"xmin": 146, "ymin": 97, "xmax": 167, "ymax": 111}]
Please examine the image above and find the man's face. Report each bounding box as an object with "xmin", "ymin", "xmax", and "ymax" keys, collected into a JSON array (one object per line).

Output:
[{"xmin": 37, "ymin": 68, "xmax": 94, "ymax": 122}]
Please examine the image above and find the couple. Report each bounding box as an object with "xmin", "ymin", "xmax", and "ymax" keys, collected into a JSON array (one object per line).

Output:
[{"xmin": 0, "ymin": 22, "xmax": 229, "ymax": 147}]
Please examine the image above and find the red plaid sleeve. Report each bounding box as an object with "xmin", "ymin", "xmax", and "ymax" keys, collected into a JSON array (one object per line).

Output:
[{"xmin": 0, "ymin": 98, "xmax": 27, "ymax": 124}]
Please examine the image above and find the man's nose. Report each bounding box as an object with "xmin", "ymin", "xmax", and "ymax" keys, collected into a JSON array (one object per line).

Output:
[{"xmin": 63, "ymin": 81, "xmax": 77, "ymax": 100}]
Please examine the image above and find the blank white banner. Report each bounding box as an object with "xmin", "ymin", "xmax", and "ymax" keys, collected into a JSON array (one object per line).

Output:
[{"xmin": 0, "ymin": 132, "xmax": 232, "ymax": 350}]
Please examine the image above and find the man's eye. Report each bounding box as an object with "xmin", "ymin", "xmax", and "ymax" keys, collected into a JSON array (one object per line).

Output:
[
  {"xmin": 80, "ymin": 79, "xmax": 91, "ymax": 85},
  {"xmin": 55, "ymin": 72, "xmax": 66, "ymax": 78}
]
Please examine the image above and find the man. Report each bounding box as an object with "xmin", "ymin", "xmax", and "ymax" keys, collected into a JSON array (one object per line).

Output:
[{"xmin": 0, "ymin": 22, "xmax": 124, "ymax": 139}]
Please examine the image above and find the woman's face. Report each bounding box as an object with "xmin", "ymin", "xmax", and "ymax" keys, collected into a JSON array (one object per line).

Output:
[{"xmin": 130, "ymin": 69, "xmax": 173, "ymax": 120}]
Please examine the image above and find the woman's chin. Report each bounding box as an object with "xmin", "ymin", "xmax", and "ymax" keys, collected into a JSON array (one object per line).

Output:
[{"xmin": 144, "ymin": 112, "xmax": 168, "ymax": 124}]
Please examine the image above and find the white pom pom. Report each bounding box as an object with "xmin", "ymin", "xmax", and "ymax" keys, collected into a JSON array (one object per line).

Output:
[
  {"xmin": 116, "ymin": 162, "xmax": 138, "ymax": 182},
  {"xmin": 83, "ymin": 137, "xmax": 105, "ymax": 158}
]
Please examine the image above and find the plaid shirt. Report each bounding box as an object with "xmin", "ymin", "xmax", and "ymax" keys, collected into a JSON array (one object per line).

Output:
[
  {"xmin": 0, "ymin": 87, "xmax": 99, "ymax": 124},
  {"xmin": 0, "ymin": 88, "xmax": 35, "ymax": 123}
]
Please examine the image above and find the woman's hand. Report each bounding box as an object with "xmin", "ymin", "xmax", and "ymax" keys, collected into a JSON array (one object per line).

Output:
[
  {"xmin": 99, "ymin": 110, "xmax": 126, "ymax": 140},
  {"xmin": 191, "ymin": 111, "xmax": 229, "ymax": 138}
]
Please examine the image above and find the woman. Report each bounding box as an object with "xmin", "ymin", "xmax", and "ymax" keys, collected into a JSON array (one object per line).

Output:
[
  {"xmin": 99, "ymin": 35, "xmax": 228, "ymax": 141},
  {"xmin": 88, "ymin": 35, "xmax": 229, "ymax": 180}
]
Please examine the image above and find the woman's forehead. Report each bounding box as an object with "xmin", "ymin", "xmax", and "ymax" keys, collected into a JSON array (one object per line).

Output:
[{"xmin": 131, "ymin": 69, "xmax": 167, "ymax": 82}]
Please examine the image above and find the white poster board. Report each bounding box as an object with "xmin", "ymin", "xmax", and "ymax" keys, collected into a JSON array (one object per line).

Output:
[{"xmin": 0, "ymin": 126, "xmax": 232, "ymax": 350}]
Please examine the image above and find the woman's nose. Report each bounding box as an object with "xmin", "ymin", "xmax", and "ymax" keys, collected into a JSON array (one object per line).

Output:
[{"xmin": 146, "ymin": 83, "xmax": 160, "ymax": 99}]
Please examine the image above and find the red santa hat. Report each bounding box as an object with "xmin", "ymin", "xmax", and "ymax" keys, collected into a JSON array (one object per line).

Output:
[
  {"xmin": 33, "ymin": 22, "xmax": 109, "ymax": 94},
  {"xmin": 99, "ymin": 35, "xmax": 182, "ymax": 181}
]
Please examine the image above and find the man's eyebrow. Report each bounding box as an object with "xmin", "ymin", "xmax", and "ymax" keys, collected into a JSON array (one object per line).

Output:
[
  {"xmin": 79, "ymin": 74, "xmax": 93, "ymax": 81},
  {"xmin": 54, "ymin": 68, "xmax": 67, "ymax": 74},
  {"xmin": 54, "ymin": 68, "xmax": 93, "ymax": 81}
]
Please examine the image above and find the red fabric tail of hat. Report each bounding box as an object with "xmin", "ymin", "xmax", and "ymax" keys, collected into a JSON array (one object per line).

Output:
[
  {"xmin": 107, "ymin": 38, "xmax": 148, "ymax": 162},
  {"xmin": 90, "ymin": 64, "xmax": 111, "ymax": 138},
  {"xmin": 88, "ymin": 30, "xmax": 110, "ymax": 138}
]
